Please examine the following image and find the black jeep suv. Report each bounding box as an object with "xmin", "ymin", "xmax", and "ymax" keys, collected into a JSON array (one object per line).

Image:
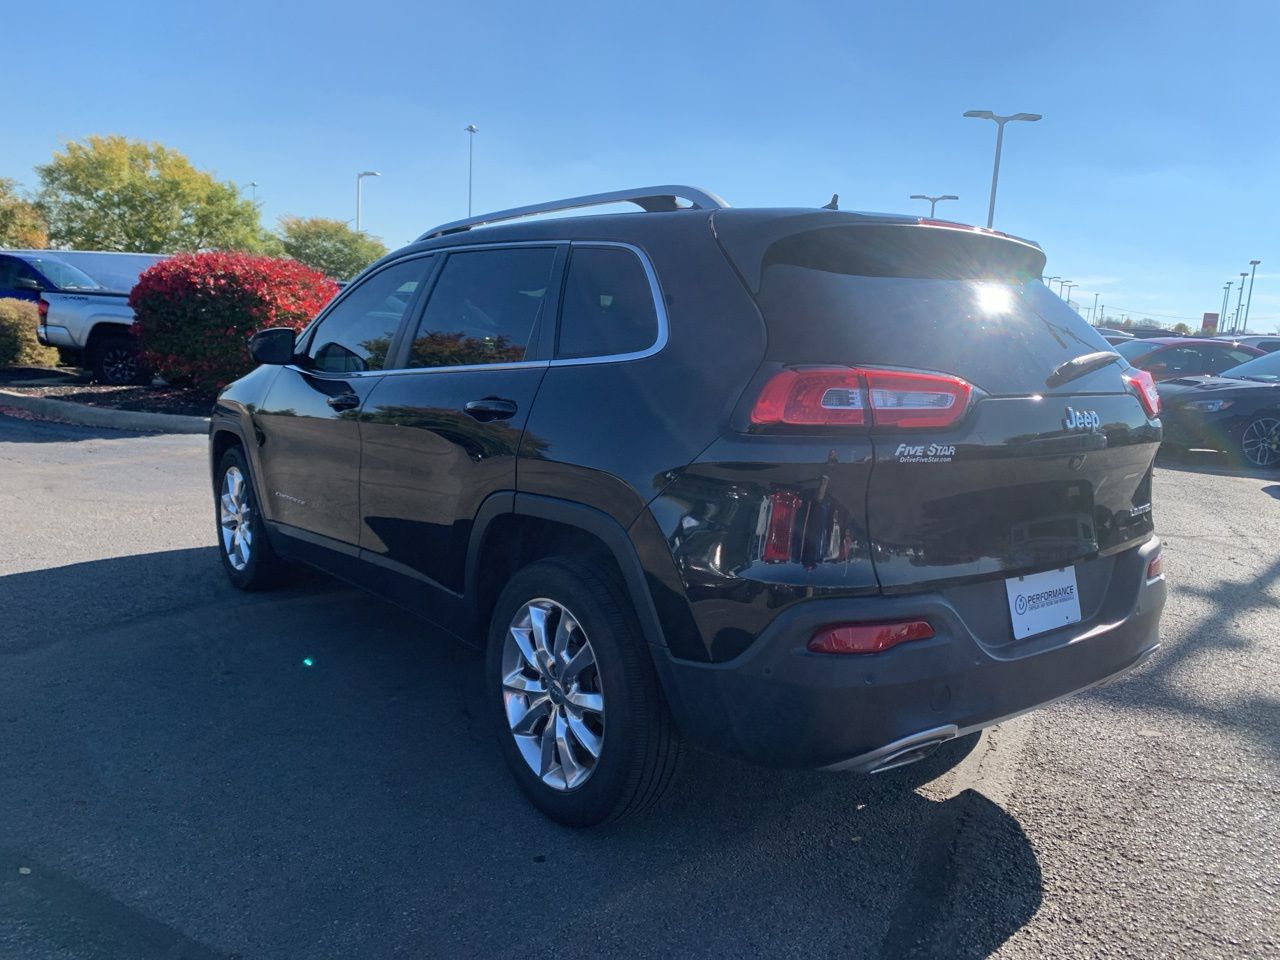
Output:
[{"xmin": 210, "ymin": 185, "xmax": 1166, "ymax": 826}]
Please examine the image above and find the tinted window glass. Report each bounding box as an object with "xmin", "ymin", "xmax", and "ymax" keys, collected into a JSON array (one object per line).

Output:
[
  {"xmin": 21, "ymin": 256, "xmax": 103, "ymax": 291},
  {"xmin": 306, "ymin": 258, "xmax": 428, "ymax": 373},
  {"xmin": 1116, "ymin": 340, "xmax": 1161, "ymax": 361},
  {"xmin": 557, "ymin": 247, "xmax": 658, "ymax": 359},
  {"xmin": 726, "ymin": 224, "xmax": 1115, "ymax": 395},
  {"xmin": 407, "ymin": 247, "xmax": 555, "ymax": 368}
]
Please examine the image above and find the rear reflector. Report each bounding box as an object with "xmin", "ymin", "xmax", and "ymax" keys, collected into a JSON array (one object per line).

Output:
[
  {"xmin": 1123, "ymin": 368, "xmax": 1161, "ymax": 418},
  {"xmin": 808, "ymin": 620, "xmax": 934, "ymax": 655},
  {"xmin": 762, "ymin": 490, "xmax": 802, "ymax": 562},
  {"xmin": 1146, "ymin": 551, "xmax": 1164, "ymax": 581},
  {"xmin": 750, "ymin": 367, "xmax": 971, "ymax": 429},
  {"xmin": 37, "ymin": 298, "xmax": 49, "ymax": 323}
]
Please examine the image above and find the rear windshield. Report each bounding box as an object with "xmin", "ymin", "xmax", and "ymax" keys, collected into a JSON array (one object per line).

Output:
[{"xmin": 720, "ymin": 222, "xmax": 1120, "ymax": 396}]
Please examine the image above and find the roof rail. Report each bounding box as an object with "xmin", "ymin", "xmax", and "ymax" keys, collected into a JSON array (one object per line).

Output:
[{"xmin": 419, "ymin": 185, "xmax": 728, "ymax": 240}]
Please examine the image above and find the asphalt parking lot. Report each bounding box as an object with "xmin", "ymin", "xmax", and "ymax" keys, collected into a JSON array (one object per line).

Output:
[{"xmin": 1, "ymin": 414, "xmax": 1277, "ymax": 959}]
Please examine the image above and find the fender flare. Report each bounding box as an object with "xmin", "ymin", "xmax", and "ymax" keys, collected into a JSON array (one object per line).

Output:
[{"xmin": 464, "ymin": 492, "xmax": 669, "ymax": 651}]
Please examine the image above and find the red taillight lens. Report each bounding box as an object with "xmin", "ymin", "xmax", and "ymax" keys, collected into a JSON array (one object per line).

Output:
[
  {"xmin": 37, "ymin": 298, "xmax": 49, "ymax": 322},
  {"xmin": 750, "ymin": 369, "xmax": 865, "ymax": 426},
  {"xmin": 808, "ymin": 620, "xmax": 934, "ymax": 655},
  {"xmin": 762, "ymin": 490, "xmax": 802, "ymax": 562},
  {"xmin": 1123, "ymin": 368, "xmax": 1161, "ymax": 418},
  {"xmin": 750, "ymin": 367, "xmax": 971, "ymax": 429},
  {"xmin": 864, "ymin": 369, "xmax": 972, "ymax": 429},
  {"xmin": 1146, "ymin": 551, "xmax": 1164, "ymax": 581}
]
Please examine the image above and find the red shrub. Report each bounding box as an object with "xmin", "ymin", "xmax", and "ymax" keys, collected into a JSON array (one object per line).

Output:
[{"xmin": 130, "ymin": 252, "xmax": 338, "ymax": 393}]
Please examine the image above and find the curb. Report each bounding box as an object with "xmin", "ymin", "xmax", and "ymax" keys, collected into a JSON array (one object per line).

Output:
[{"xmin": 0, "ymin": 389, "xmax": 210, "ymax": 435}]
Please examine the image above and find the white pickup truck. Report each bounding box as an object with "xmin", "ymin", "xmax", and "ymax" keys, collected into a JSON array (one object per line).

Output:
[{"xmin": 0, "ymin": 250, "xmax": 166, "ymax": 384}]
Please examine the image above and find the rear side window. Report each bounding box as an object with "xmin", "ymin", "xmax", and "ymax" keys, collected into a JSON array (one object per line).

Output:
[
  {"xmin": 407, "ymin": 247, "xmax": 555, "ymax": 368},
  {"xmin": 556, "ymin": 247, "xmax": 659, "ymax": 359},
  {"xmin": 1116, "ymin": 340, "xmax": 1161, "ymax": 361},
  {"xmin": 718, "ymin": 223, "xmax": 1117, "ymax": 396},
  {"xmin": 307, "ymin": 257, "xmax": 429, "ymax": 373}
]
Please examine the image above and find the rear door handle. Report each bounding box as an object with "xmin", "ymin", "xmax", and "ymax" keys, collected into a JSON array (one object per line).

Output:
[
  {"xmin": 464, "ymin": 398, "xmax": 518, "ymax": 422},
  {"xmin": 326, "ymin": 393, "xmax": 360, "ymax": 411}
]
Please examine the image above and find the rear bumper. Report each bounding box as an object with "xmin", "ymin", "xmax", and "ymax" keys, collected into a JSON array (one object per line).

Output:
[
  {"xmin": 38, "ymin": 324, "xmax": 75, "ymax": 348},
  {"xmin": 652, "ymin": 537, "xmax": 1165, "ymax": 770}
]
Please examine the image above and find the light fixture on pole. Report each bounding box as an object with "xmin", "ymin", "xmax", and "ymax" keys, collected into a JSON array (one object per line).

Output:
[
  {"xmin": 1221, "ymin": 282, "xmax": 1233, "ymax": 333},
  {"xmin": 963, "ymin": 110, "xmax": 1042, "ymax": 228},
  {"xmin": 1235, "ymin": 272, "xmax": 1248, "ymax": 333},
  {"xmin": 909, "ymin": 194, "xmax": 959, "ymax": 218},
  {"xmin": 1045, "ymin": 275, "xmax": 1060, "ymax": 290},
  {"xmin": 1090, "ymin": 292, "xmax": 1100, "ymax": 324},
  {"xmin": 355, "ymin": 171, "xmax": 381, "ymax": 233},
  {"xmin": 247, "ymin": 181, "xmax": 258, "ymax": 205},
  {"xmin": 464, "ymin": 124, "xmax": 479, "ymax": 216},
  {"xmin": 1243, "ymin": 259, "xmax": 1261, "ymax": 333},
  {"xmin": 1057, "ymin": 279, "xmax": 1071, "ymax": 297},
  {"xmin": 1062, "ymin": 282, "xmax": 1077, "ymax": 305}
]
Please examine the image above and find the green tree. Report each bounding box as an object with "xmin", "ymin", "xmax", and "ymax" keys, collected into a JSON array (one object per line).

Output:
[
  {"xmin": 1171, "ymin": 322, "xmax": 1191, "ymax": 335},
  {"xmin": 0, "ymin": 178, "xmax": 48, "ymax": 248},
  {"xmin": 277, "ymin": 216, "xmax": 387, "ymax": 280},
  {"xmin": 36, "ymin": 135, "xmax": 264, "ymax": 252}
]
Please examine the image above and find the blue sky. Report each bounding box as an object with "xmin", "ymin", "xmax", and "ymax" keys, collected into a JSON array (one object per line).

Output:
[{"xmin": 7, "ymin": 0, "xmax": 1278, "ymax": 329}]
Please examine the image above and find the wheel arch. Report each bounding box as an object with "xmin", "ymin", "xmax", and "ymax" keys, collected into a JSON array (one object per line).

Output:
[{"xmin": 465, "ymin": 493, "xmax": 669, "ymax": 653}]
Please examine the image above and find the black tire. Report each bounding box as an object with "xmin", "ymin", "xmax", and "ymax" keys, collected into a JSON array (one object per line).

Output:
[
  {"xmin": 1236, "ymin": 414, "xmax": 1280, "ymax": 469},
  {"xmin": 90, "ymin": 333, "xmax": 148, "ymax": 385},
  {"xmin": 214, "ymin": 447, "xmax": 284, "ymax": 590},
  {"xmin": 486, "ymin": 557, "xmax": 681, "ymax": 827}
]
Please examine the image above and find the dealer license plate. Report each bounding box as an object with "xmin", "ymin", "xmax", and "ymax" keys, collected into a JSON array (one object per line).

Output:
[{"xmin": 1005, "ymin": 567, "xmax": 1082, "ymax": 639}]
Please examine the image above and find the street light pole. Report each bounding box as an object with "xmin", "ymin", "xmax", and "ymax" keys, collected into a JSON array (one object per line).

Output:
[
  {"xmin": 355, "ymin": 171, "xmax": 381, "ymax": 233},
  {"xmin": 1057, "ymin": 279, "xmax": 1071, "ymax": 297},
  {"xmin": 1243, "ymin": 259, "xmax": 1261, "ymax": 333},
  {"xmin": 963, "ymin": 110, "xmax": 1043, "ymax": 228},
  {"xmin": 1221, "ymin": 282, "xmax": 1233, "ymax": 333},
  {"xmin": 1235, "ymin": 272, "xmax": 1248, "ymax": 333},
  {"xmin": 1091, "ymin": 292, "xmax": 1100, "ymax": 324},
  {"xmin": 1062, "ymin": 282, "xmax": 1076, "ymax": 305},
  {"xmin": 247, "ymin": 181, "xmax": 258, "ymax": 205},
  {"xmin": 464, "ymin": 124, "xmax": 478, "ymax": 216},
  {"xmin": 909, "ymin": 194, "xmax": 959, "ymax": 218},
  {"xmin": 1045, "ymin": 275, "xmax": 1060, "ymax": 290}
]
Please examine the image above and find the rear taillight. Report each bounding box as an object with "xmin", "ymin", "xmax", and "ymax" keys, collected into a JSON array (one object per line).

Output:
[
  {"xmin": 750, "ymin": 369, "xmax": 865, "ymax": 427},
  {"xmin": 750, "ymin": 367, "xmax": 972, "ymax": 429},
  {"xmin": 37, "ymin": 298, "xmax": 49, "ymax": 322},
  {"xmin": 808, "ymin": 620, "xmax": 934, "ymax": 655},
  {"xmin": 1123, "ymin": 368, "xmax": 1161, "ymax": 418},
  {"xmin": 1146, "ymin": 550, "xmax": 1164, "ymax": 581},
  {"xmin": 863, "ymin": 369, "xmax": 972, "ymax": 429}
]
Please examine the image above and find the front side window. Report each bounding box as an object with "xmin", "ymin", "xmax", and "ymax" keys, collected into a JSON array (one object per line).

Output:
[
  {"xmin": 556, "ymin": 246, "xmax": 659, "ymax": 359},
  {"xmin": 407, "ymin": 247, "xmax": 555, "ymax": 368},
  {"xmin": 306, "ymin": 257, "xmax": 429, "ymax": 373}
]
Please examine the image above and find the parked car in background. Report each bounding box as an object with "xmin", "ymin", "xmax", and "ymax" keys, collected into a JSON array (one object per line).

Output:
[
  {"xmin": 1158, "ymin": 350, "xmax": 1280, "ymax": 467},
  {"xmin": 1126, "ymin": 327, "xmax": 1181, "ymax": 339},
  {"xmin": 208, "ymin": 185, "xmax": 1165, "ymax": 826},
  {"xmin": 0, "ymin": 249, "xmax": 167, "ymax": 383},
  {"xmin": 1213, "ymin": 334, "xmax": 1280, "ymax": 353},
  {"xmin": 1114, "ymin": 337, "xmax": 1263, "ymax": 381},
  {"xmin": 1096, "ymin": 327, "xmax": 1134, "ymax": 344}
]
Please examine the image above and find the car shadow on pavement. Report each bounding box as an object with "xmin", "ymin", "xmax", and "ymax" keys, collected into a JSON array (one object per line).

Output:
[
  {"xmin": 0, "ymin": 548, "xmax": 1042, "ymax": 959},
  {"xmin": 0, "ymin": 410, "xmax": 159, "ymax": 443}
]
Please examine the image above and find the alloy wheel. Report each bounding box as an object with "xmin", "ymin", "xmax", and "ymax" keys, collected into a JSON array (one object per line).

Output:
[
  {"xmin": 219, "ymin": 466, "xmax": 254, "ymax": 570},
  {"xmin": 101, "ymin": 347, "xmax": 138, "ymax": 385},
  {"xmin": 1241, "ymin": 417, "xmax": 1280, "ymax": 468},
  {"xmin": 501, "ymin": 598, "xmax": 606, "ymax": 791}
]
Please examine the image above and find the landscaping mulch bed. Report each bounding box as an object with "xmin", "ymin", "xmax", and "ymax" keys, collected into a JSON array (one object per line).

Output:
[{"xmin": 3, "ymin": 382, "xmax": 214, "ymax": 418}]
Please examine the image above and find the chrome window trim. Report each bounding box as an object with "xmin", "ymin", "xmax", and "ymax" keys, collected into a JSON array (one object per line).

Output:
[{"xmin": 287, "ymin": 239, "xmax": 667, "ymax": 379}]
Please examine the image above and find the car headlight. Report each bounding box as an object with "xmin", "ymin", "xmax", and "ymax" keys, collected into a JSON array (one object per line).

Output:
[{"xmin": 1184, "ymin": 399, "xmax": 1235, "ymax": 412}]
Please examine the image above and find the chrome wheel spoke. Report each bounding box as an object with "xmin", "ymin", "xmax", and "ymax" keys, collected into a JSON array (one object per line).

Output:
[
  {"xmin": 556, "ymin": 712, "xmax": 587, "ymax": 786},
  {"xmin": 511, "ymin": 696, "xmax": 551, "ymax": 736},
  {"xmin": 566, "ymin": 688, "xmax": 603, "ymax": 713},
  {"xmin": 566, "ymin": 712, "xmax": 603, "ymax": 760},
  {"xmin": 538, "ymin": 717, "xmax": 558, "ymax": 780},
  {"xmin": 528, "ymin": 603, "xmax": 553, "ymax": 658},
  {"xmin": 561, "ymin": 643, "xmax": 595, "ymax": 684},
  {"xmin": 510, "ymin": 625, "xmax": 539, "ymax": 671}
]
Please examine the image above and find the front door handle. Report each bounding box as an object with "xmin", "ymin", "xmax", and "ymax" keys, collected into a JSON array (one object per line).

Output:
[
  {"xmin": 326, "ymin": 393, "xmax": 360, "ymax": 412},
  {"xmin": 464, "ymin": 398, "xmax": 518, "ymax": 422}
]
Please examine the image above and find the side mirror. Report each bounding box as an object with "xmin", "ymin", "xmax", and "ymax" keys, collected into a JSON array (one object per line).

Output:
[
  {"xmin": 15, "ymin": 277, "xmax": 42, "ymax": 292},
  {"xmin": 248, "ymin": 327, "xmax": 296, "ymax": 366}
]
